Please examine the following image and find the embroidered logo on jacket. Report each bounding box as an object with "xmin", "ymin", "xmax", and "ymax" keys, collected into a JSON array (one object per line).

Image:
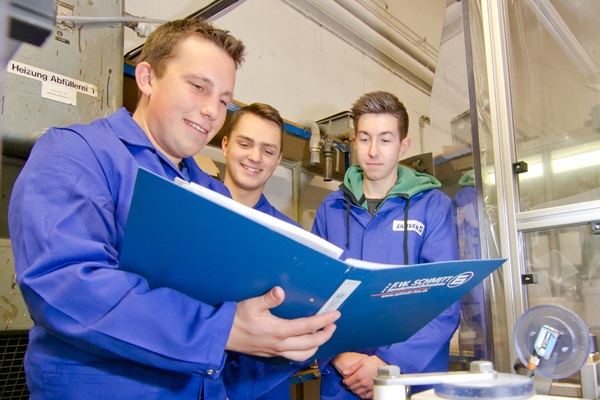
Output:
[{"xmin": 392, "ymin": 220, "xmax": 425, "ymax": 236}]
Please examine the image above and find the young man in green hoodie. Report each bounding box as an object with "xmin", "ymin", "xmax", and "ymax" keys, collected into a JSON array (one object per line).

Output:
[{"xmin": 312, "ymin": 91, "xmax": 461, "ymax": 399}]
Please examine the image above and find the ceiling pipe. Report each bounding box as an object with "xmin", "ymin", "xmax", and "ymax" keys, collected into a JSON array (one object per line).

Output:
[
  {"xmin": 334, "ymin": 0, "xmax": 437, "ymax": 71},
  {"xmin": 289, "ymin": 0, "xmax": 435, "ymax": 89}
]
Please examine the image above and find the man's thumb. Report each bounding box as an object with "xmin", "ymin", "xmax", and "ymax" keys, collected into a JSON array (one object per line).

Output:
[{"xmin": 263, "ymin": 286, "xmax": 285, "ymax": 309}]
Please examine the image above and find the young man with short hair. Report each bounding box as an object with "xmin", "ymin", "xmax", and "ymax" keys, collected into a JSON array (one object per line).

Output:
[
  {"xmin": 312, "ymin": 91, "xmax": 461, "ymax": 399},
  {"xmin": 221, "ymin": 102, "xmax": 295, "ymax": 223},
  {"xmin": 221, "ymin": 102, "xmax": 308, "ymax": 399},
  {"xmin": 8, "ymin": 19, "xmax": 339, "ymax": 400}
]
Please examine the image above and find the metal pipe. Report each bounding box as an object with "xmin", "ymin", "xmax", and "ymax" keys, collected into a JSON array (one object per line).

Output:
[
  {"xmin": 55, "ymin": 16, "xmax": 167, "ymax": 24},
  {"xmin": 322, "ymin": 137, "xmax": 334, "ymax": 181},
  {"xmin": 316, "ymin": 0, "xmax": 434, "ymax": 86},
  {"xmin": 307, "ymin": 0, "xmax": 435, "ymax": 86},
  {"xmin": 335, "ymin": 0, "xmax": 437, "ymax": 70},
  {"xmin": 333, "ymin": 128, "xmax": 355, "ymax": 167},
  {"xmin": 299, "ymin": 119, "xmax": 322, "ymax": 165},
  {"xmin": 418, "ymin": 115, "xmax": 430, "ymax": 155},
  {"xmin": 282, "ymin": 0, "xmax": 434, "ymax": 93}
]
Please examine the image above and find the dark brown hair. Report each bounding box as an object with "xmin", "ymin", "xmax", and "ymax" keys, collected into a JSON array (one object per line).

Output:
[
  {"xmin": 351, "ymin": 91, "xmax": 409, "ymax": 140},
  {"xmin": 227, "ymin": 103, "xmax": 285, "ymax": 153}
]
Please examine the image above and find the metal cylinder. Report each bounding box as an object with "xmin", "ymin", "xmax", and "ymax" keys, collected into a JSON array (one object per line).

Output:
[{"xmin": 373, "ymin": 365, "xmax": 407, "ymax": 400}]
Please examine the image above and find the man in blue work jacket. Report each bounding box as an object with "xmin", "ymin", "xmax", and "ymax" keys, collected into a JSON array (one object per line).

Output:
[
  {"xmin": 221, "ymin": 102, "xmax": 297, "ymax": 224},
  {"xmin": 312, "ymin": 91, "xmax": 461, "ymax": 399},
  {"xmin": 8, "ymin": 18, "xmax": 339, "ymax": 400},
  {"xmin": 220, "ymin": 102, "xmax": 310, "ymax": 399}
]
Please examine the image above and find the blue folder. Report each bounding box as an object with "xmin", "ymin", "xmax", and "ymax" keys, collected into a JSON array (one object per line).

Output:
[{"xmin": 120, "ymin": 168, "xmax": 505, "ymax": 360}]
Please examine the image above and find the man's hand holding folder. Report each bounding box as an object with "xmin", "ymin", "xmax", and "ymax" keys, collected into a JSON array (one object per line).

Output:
[{"xmin": 227, "ymin": 286, "xmax": 340, "ymax": 361}]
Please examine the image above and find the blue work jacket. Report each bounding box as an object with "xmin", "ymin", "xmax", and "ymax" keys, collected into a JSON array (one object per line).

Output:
[
  {"xmin": 223, "ymin": 194, "xmax": 307, "ymax": 400},
  {"xmin": 9, "ymin": 108, "xmax": 235, "ymax": 399},
  {"xmin": 312, "ymin": 166, "xmax": 461, "ymax": 399}
]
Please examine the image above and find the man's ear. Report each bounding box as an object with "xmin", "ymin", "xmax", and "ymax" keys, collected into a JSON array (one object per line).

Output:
[
  {"xmin": 399, "ymin": 137, "xmax": 412, "ymax": 157},
  {"xmin": 222, "ymin": 136, "xmax": 229, "ymax": 154},
  {"xmin": 135, "ymin": 62, "xmax": 154, "ymax": 97}
]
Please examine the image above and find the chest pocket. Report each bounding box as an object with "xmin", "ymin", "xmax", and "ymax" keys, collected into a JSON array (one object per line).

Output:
[{"xmin": 387, "ymin": 225, "xmax": 424, "ymax": 264}]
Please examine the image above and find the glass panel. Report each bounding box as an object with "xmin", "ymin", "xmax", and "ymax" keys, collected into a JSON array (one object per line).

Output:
[
  {"xmin": 464, "ymin": 1, "xmax": 511, "ymax": 369},
  {"xmin": 466, "ymin": 0, "xmax": 504, "ymax": 261},
  {"xmin": 524, "ymin": 223, "xmax": 600, "ymax": 336},
  {"xmin": 429, "ymin": 1, "xmax": 473, "ymax": 200},
  {"xmin": 504, "ymin": 0, "xmax": 600, "ymax": 210},
  {"xmin": 431, "ymin": 1, "xmax": 502, "ymax": 366}
]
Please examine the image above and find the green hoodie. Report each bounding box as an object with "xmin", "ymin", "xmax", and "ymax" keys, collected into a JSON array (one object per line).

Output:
[{"xmin": 342, "ymin": 164, "xmax": 441, "ymax": 211}]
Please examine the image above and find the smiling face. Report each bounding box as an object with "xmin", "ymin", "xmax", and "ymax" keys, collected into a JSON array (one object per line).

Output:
[
  {"xmin": 353, "ymin": 113, "xmax": 411, "ymax": 195},
  {"xmin": 222, "ymin": 112, "xmax": 283, "ymax": 206},
  {"xmin": 133, "ymin": 36, "xmax": 236, "ymax": 166}
]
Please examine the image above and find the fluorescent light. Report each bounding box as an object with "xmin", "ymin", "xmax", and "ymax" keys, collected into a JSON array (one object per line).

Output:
[
  {"xmin": 516, "ymin": 141, "xmax": 600, "ymax": 178},
  {"xmin": 551, "ymin": 141, "xmax": 600, "ymax": 173},
  {"xmin": 552, "ymin": 147, "xmax": 600, "ymax": 173}
]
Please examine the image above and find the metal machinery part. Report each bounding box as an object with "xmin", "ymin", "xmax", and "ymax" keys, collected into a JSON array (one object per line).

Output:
[
  {"xmin": 2, "ymin": 0, "xmax": 54, "ymax": 67},
  {"xmin": 514, "ymin": 305, "xmax": 591, "ymax": 380},
  {"xmin": 374, "ymin": 305, "xmax": 598, "ymax": 399},
  {"xmin": 514, "ymin": 304, "xmax": 599, "ymax": 399},
  {"xmin": 374, "ymin": 361, "xmax": 535, "ymax": 400}
]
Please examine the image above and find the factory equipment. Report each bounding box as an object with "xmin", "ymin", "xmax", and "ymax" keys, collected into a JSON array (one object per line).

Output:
[
  {"xmin": 299, "ymin": 111, "xmax": 354, "ymax": 182},
  {"xmin": 373, "ymin": 305, "xmax": 600, "ymax": 400},
  {"xmin": 2, "ymin": 1, "xmax": 124, "ymax": 157},
  {"xmin": 375, "ymin": 360, "xmax": 533, "ymax": 400},
  {"xmin": 1, "ymin": 0, "xmax": 125, "ymax": 322},
  {"xmin": 1, "ymin": 2, "xmax": 125, "ymax": 397},
  {"xmin": 2, "ymin": 0, "xmax": 54, "ymax": 67}
]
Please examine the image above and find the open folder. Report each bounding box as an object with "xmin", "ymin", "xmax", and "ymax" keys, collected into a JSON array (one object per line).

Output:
[{"xmin": 120, "ymin": 168, "xmax": 505, "ymax": 360}]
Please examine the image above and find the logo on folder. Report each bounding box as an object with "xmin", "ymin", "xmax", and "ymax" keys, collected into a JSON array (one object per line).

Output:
[
  {"xmin": 376, "ymin": 271, "xmax": 475, "ymax": 298},
  {"xmin": 448, "ymin": 272, "xmax": 474, "ymax": 288}
]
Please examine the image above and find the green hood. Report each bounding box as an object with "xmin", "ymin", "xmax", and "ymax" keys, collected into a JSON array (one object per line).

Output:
[
  {"xmin": 343, "ymin": 164, "xmax": 441, "ymax": 209},
  {"xmin": 458, "ymin": 169, "xmax": 476, "ymax": 187}
]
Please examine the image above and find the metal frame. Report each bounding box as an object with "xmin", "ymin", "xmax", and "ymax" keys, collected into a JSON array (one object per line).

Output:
[
  {"xmin": 481, "ymin": 0, "xmax": 600, "ymax": 380},
  {"xmin": 480, "ymin": 0, "xmax": 525, "ymax": 370}
]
